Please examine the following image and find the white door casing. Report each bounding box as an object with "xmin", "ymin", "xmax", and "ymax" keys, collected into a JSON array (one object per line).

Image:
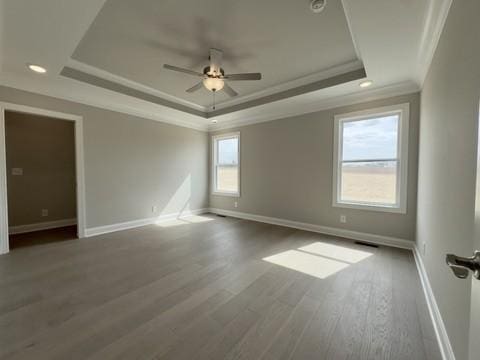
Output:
[{"xmin": 0, "ymin": 103, "xmax": 86, "ymax": 254}]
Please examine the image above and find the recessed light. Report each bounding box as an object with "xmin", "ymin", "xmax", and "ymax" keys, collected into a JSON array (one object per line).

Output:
[
  {"xmin": 211, "ymin": 119, "xmax": 218, "ymax": 124},
  {"xmin": 27, "ymin": 64, "xmax": 47, "ymax": 74},
  {"xmin": 359, "ymin": 80, "xmax": 373, "ymax": 88}
]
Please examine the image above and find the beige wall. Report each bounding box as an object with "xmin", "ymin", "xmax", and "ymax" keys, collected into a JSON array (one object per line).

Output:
[
  {"xmin": 5, "ymin": 111, "xmax": 76, "ymax": 226},
  {"xmin": 210, "ymin": 93, "xmax": 420, "ymax": 241},
  {"xmin": 416, "ymin": 1, "xmax": 480, "ymax": 358},
  {"xmin": 0, "ymin": 86, "xmax": 209, "ymax": 229}
]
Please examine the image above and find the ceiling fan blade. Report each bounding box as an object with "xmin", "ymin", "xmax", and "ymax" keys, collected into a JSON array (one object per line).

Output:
[
  {"xmin": 209, "ymin": 48, "xmax": 223, "ymax": 74},
  {"xmin": 186, "ymin": 82, "xmax": 204, "ymax": 93},
  {"xmin": 223, "ymin": 72, "xmax": 262, "ymax": 81},
  {"xmin": 223, "ymin": 83, "xmax": 238, "ymax": 97},
  {"xmin": 163, "ymin": 64, "xmax": 203, "ymax": 77}
]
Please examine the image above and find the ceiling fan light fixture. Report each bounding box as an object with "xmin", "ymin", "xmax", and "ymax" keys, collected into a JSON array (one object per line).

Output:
[{"xmin": 203, "ymin": 77, "xmax": 224, "ymax": 92}]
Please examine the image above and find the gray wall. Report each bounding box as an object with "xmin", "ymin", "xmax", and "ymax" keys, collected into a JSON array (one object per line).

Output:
[
  {"xmin": 211, "ymin": 93, "xmax": 420, "ymax": 241},
  {"xmin": 0, "ymin": 86, "xmax": 209, "ymax": 229},
  {"xmin": 5, "ymin": 111, "xmax": 76, "ymax": 226},
  {"xmin": 416, "ymin": 1, "xmax": 480, "ymax": 358}
]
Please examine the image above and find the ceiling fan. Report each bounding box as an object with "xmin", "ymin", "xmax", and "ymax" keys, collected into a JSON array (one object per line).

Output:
[{"xmin": 163, "ymin": 48, "xmax": 262, "ymax": 99}]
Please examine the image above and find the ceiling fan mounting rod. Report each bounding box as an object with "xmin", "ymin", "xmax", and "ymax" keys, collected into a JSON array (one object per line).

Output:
[{"xmin": 204, "ymin": 66, "xmax": 224, "ymax": 77}]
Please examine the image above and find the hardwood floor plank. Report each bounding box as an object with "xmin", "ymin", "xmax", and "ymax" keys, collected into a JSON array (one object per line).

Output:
[
  {"xmin": 225, "ymin": 300, "xmax": 294, "ymax": 360},
  {"xmin": 289, "ymin": 267, "xmax": 359, "ymax": 359},
  {"xmin": 357, "ymin": 247, "xmax": 395, "ymax": 360},
  {"xmin": 195, "ymin": 309, "xmax": 260, "ymax": 360},
  {"xmin": 0, "ymin": 215, "xmax": 441, "ymax": 360},
  {"xmin": 157, "ymin": 316, "xmax": 225, "ymax": 360},
  {"xmin": 261, "ymin": 294, "xmax": 321, "ymax": 360},
  {"xmin": 2, "ymin": 263, "xmax": 204, "ymax": 359},
  {"xmin": 323, "ymin": 257, "xmax": 375, "ymax": 359},
  {"xmin": 390, "ymin": 249, "xmax": 429, "ymax": 360}
]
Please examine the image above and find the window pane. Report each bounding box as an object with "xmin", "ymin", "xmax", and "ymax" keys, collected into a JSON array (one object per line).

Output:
[
  {"xmin": 340, "ymin": 161, "xmax": 397, "ymax": 205},
  {"xmin": 216, "ymin": 165, "xmax": 238, "ymax": 192},
  {"xmin": 342, "ymin": 115, "xmax": 399, "ymax": 161},
  {"xmin": 217, "ymin": 137, "xmax": 238, "ymax": 165}
]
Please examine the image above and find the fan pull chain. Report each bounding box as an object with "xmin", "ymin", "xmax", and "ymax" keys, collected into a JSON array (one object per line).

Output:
[{"xmin": 213, "ymin": 90, "xmax": 216, "ymax": 110}]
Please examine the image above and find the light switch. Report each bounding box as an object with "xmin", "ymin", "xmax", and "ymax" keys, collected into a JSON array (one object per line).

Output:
[{"xmin": 12, "ymin": 168, "xmax": 23, "ymax": 176}]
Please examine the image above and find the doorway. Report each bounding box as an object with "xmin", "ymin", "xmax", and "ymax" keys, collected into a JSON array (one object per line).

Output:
[
  {"xmin": 0, "ymin": 103, "xmax": 86, "ymax": 254},
  {"xmin": 6, "ymin": 110, "xmax": 77, "ymax": 248}
]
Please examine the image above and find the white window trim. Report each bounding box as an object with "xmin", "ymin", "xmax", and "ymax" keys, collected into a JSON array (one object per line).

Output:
[
  {"xmin": 332, "ymin": 103, "xmax": 409, "ymax": 214},
  {"xmin": 211, "ymin": 132, "xmax": 241, "ymax": 197}
]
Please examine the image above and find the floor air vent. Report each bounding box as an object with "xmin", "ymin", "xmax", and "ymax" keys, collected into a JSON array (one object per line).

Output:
[{"xmin": 354, "ymin": 241, "xmax": 379, "ymax": 248}]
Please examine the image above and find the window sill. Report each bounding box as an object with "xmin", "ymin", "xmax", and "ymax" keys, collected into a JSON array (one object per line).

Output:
[
  {"xmin": 333, "ymin": 201, "xmax": 406, "ymax": 214},
  {"xmin": 212, "ymin": 191, "xmax": 240, "ymax": 198}
]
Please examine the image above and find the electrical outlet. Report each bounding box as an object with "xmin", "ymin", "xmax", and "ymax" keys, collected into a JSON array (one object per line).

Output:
[
  {"xmin": 41, "ymin": 209, "xmax": 48, "ymax": 217},
  {"xmin": 152, "ymin": 205, "xmax": 157, "ymax": 213},
  {"xmin": 234, "ymin": 201, "xmax": 238, "ymax": 208},
  {"xmin": 12, "ymin": 168, "xmax": 23, "ymax": 176},
  {"xmin": 340, "ymin": 215, "xmax": 347, "ymax": 223}
]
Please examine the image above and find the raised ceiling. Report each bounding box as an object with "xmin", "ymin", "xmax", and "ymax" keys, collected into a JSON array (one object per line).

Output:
[
  {"xmin": 0, "ymin": 0, "xmax": 452, "ymax": 130},
  {"xmin": 71, "ymin": 0, "xmax": 359, "ymax": 109}
]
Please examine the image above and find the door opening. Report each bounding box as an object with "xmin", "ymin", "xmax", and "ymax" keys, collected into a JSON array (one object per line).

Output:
[
  {"xmin": 0, "ymin": 103, "xmax": 86, "ymax": 254},
  {"xmin": 5, "ymin": 110, "xmax": 77, "ymax": 249}
]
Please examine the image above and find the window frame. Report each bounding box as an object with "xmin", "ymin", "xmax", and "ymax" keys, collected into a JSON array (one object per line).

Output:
[
  {"xmin": 211, "ymin": 132, "xmax": 241, "ymax": 197},
  {"xmin": 332, "ymin": 103, "xmax": 409, "ymax": 213}
]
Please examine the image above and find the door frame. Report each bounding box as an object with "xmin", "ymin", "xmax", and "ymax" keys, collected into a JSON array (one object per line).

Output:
[{"xmin": 0, "ymin": 102, "xmax": 86, "ymax": 254}]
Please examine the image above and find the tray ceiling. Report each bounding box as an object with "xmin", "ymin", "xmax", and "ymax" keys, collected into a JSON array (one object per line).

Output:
[
  {"xmin": 71, "ymin": 0, "xmax": 359, "ymax": 109},
  {"xmin": 0, "ymin": 0, "xmax": 451, "ymax": 130}
]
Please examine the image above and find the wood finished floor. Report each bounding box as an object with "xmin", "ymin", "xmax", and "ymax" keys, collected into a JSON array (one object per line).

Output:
[
  {"xmin": 8, "ymin": 226, "xmax": 77, "ymax": 249},
  {"xmin": 0, "ymin": 214, "xmax": 441, "ymax": 360}
]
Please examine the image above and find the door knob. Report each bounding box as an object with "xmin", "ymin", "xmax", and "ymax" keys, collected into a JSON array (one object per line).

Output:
[{"xmin": 446, "ymin": 251, "xmax": 480, "ymax": 280}]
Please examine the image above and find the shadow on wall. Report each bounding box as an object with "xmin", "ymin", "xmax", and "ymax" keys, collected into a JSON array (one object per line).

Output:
[
  {"xmin": 154, "ymin": 174, "xmax": 213, "ymax": 227},
  {"xmin": 160, "ymin": 174, "xmax": 193, "ymax": 215}
]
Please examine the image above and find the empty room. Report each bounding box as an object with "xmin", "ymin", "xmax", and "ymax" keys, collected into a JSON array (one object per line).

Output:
[{"xmin": 0, "ymin": 1, "xmax": 478, "ymax": 359}]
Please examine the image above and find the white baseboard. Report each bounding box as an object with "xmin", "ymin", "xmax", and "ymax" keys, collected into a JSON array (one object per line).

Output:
[
  {"xmin": 84, "ymin": 208, "xmax": 209, "ymax": 237},
  {"xmin": 413, "ymin": 246, "xmax": 455, "ymax": 360},
  {"xmin": 9, "ymin": 218, "xmax": 77, "ymax": 235},
  {"xmin": 208, "ymin": 208, "xmax": 413, "ymax": 249}
]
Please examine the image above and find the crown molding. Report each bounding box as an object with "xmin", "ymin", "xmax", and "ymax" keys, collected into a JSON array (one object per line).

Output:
[
  {"xmin": 66, "ymin": 59, "xmax": 206, "ymax": 111},
  {"xmin": 66, "ymin": 58, "xmax": 365, "ymax": 117},
  {"xmin": 209, "ymin": 81, "xmax": 419, "ymax": 131},
  {"xmin": 0, "ymin": 71, "xmax": 209, "ymax": 131},
  {"xmin": 208, "ymin": 68, "xmax": 366, "ymax": 118},
  {"xmin": 61, "ymin": 66, "xmax": 206, "ymax": 118},
  {"xmin": 212, "ymin": 59, "xmax": 363, "ymax": 110},
  {"xmin": 416, "ymin": 0, "xmax": 452, "ymax": 87},
  {"xmin": 0, "ymin": 70, "xmax": 418, "ymax": 134}
]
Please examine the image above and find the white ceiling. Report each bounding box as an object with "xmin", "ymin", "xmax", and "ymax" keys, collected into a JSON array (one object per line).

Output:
[
  {"xmin": 0, "ymin": 0, "xmax": 452, "ymax": 131},
  {"xmin": 72, "ymin": 0, "xmax": 358, "ymax": 108}
]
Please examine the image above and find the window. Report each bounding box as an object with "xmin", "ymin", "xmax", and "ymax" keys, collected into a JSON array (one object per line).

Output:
[
  {"xmin": 333, "ymin": 104, "xmax": 409, "ymax": 213},
  {"xmin": 212, "ymin": 132, "xmax": 240, "ymax": 196}
]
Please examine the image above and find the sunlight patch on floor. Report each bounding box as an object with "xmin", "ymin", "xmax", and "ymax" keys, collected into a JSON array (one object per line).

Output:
[
  {"xmin": 155, "ymin": 215, "xmax": 214, "ymax": 227},
  {"xmin": 263, "ymin": 241, "xmax": 373, "ymax": 279},
  {"xmin": 298, "ymin": 242, "xmax": 372, "ymax": 263},
  {"xmin": 263, "ymin": 250, "xmax": 350, "ymax": 279}
]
